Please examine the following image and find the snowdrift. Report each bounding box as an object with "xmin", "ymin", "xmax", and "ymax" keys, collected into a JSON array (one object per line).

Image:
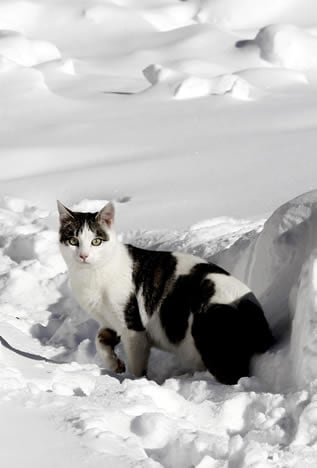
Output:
[
  {"xmin": 2, "ymin": 0, "xmax": 317, "ymax": 465},
  {"xmin": 197, "ymin": 0, "xmax": 317, "ymax": 29},
  {"xmin": 2, "ymin": 192, "xmax": 317, "ymax": 466}
]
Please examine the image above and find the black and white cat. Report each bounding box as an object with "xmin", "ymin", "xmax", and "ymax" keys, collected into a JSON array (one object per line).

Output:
[{"xmin": 58, "ymin": 201, "xmax": 273, "ymax": 384}]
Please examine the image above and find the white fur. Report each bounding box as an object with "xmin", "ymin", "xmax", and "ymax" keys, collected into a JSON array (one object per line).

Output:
[
  {"xmin": 59, "ymin": 221, "xmax": 119, "ymax": 268},
  {"xmin": 59, "ymin": 215, "xmax": 134, "ymax": 335},
  {"xmin": 208, "ymin": 273, "xmax": 250, "ymax": 305},
  {"xmin": 95, "ymin": 333, "xmax": 120, "ymax": 371},
  {"xmin": 60, "ymin": 204, "xmax": 252, "ymax": 376},
  {"xmin": 173, "ymin": 251, "xmax": 207, "ymax": 276},
  {"xmin": 136, "ymin": 287, "xmax": 149, "ymax": 327},
  {"xmin": 67, "ymin": 242, "xmax": 133, "ymax": 334},
  {"xmin": 147, "ymin": 309, "xmax": 174, "ymax": 352},
  {"xmin": 147, "ymin": 312, "xmax": 204, "ymax": 369},
  {"xmin": 177, "ymin": 315, "xmax": 205, "ymax": 369},
  {"xmin": 121, "ymin": 329, "xmax": 150, "ymax": 377}
]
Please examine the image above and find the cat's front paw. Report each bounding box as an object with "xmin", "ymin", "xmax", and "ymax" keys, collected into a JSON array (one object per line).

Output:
[{"xmin": 115, "ymin": 359, "xmax": 126, "ymax": 373}]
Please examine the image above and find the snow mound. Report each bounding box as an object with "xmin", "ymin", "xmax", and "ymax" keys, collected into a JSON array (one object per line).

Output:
[
  {"xmin": 212, "ymin": 190, "xmax": 317, "ymax": 389},
  {"xmin": 196, "ymin": 0, "xmax": 317, "ymax": 30},
  {"xmin": 227, "ymin": 190, "xmax": 317, "ymax": 336},
  {"xmin": 0, "ymin": 55, "xmax": 18, "ymax": 73},
  {"xmin": 125, "ymin": 217, "xmax": 263, "ymax": 267},
  {"xmin": 196, "ymin": 0, "xmax": 289, "ymax": 29},
  {"xmin": 36, "ymin": 58, "xmax": 76, "ymax": 76},
  {"xmin": 82, "ymin": 4, "xmax": 154, "ymax": 33},
  {"xmin": 164, "ymin": 59, "xmax": 228, "ymax": 78},
  {"xmin": 0, "ymin": 30, "xmax": 60, "ymax": 67},
  {"xmin": 0, "ymin": 1, "xmax": 41, "ymax": 34},
  {"xmin": 289, "ymin": 254, "xmax": 317, "ymax": 389},
  {"xmin": 143, "ymin": 63, "xmax": 253, "ymax": 100},
  {"xmin": 139, "ymin": 2, "xmax": 197, "ymax": 31},
  {"xmin": 71, "ymin": 199, "xmax": 109, "ymax": 213},
  {"xmin": 255, "ymin": 24, "xmax": 317, "ymax": 70},
  {"xmin": 237, "ymin": 68, "xmax": 308, "ymax": 90},
  {"xmin": 143, "ymin": 63, "xmax": 185, "ymax": 85},
  {"xmin": 3, "ymin": 195, "xmax": 317, "ymax": 464},
  {"xmin": 0, "ymin": 65, "xmax": 48, "ymax": 96},
  {"xmin": 174, "ymin": 74, "xmax": 252, "ymax": 100}
]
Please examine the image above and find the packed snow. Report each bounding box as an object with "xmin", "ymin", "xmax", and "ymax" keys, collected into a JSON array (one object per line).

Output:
[
  {"xmin": 2, "ymin": 0, "xmax": 317, "ymax": 467},
  {"xmin": 2, "ymin": 193, "xmax": 317, "ymax": 467}
]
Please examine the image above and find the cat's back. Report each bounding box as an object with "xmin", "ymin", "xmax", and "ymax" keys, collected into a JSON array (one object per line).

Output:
[{"xmin": 126, "ymin": 244, "xmax": 250, "ymax": 308}]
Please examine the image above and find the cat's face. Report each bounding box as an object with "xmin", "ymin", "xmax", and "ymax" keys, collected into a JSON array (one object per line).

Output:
[{"xmin": 57, "ymin": 201, "xmax": 117, "ymax": 268}]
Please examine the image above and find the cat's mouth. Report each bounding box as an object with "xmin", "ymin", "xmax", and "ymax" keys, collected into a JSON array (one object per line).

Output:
[{"xmin": 77, "ymin": 258, "xmax": 91, "ymax": 265}]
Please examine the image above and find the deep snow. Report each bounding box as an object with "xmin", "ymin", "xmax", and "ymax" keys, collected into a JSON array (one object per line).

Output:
[
  {"xmin": 2, "ymin": 193, "xmax": 317, "ymax": 468},
  {"xmin": 2, "ymin": 0, "xmax": 317, "ymax": 466}
]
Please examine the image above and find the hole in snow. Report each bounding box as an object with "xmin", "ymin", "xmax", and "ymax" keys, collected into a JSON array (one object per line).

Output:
[{"xmin": 4, "ymin": 235, "xmax": 36, "ymax": 262}]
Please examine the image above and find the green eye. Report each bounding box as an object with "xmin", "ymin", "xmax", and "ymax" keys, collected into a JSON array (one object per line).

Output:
[
  {"xmin": 68, "ymin": 237, "xmax": 79, "ymax": 246},
  {"xmin": 91, "ymin": 238, "xmax": 103, "ymax": 246}
]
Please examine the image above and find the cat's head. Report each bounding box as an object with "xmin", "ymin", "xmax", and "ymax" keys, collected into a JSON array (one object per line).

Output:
[{"xmin": 57, "ymin": 201, "xmax": 118, "ymax": 268}]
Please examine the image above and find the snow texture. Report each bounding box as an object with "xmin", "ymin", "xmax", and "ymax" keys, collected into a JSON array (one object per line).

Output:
[
  {"xmin": 2, "ymin": 0, "xmax": 317, "ymax": 466},
  {"xmin": 2, "ymin": 192, "xmax": 317, "ymax": 467}
]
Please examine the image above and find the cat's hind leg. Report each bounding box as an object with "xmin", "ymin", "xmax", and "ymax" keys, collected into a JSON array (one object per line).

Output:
[
  {"xmin": 95, "ymin": 327, "xmax": 125, "ymax": 373},
  {"xmin": 192, "ymin": 298, "xmax": 272, "ymax": 385},
  {"xmin": 121, "ymin": 330, "xmax": 150, "ymax": 378}
]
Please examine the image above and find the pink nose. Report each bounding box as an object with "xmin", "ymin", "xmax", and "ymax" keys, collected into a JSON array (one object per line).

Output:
[{"xmin": 80, "ymin": 253, "xmax": 88, "ymax": 261}]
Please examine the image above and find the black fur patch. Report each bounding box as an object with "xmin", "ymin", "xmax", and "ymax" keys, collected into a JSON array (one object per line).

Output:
[
  {"xmin": 124, "ymin": 294, "xmax": 145, "ymax": 331},
  {"xmin": 127, "ymin": 245, "xmax": 177, "ymax": 317},
  {"xmin": 235, "ymin": 293, "xmax": 275, "ymax": 352},
  {"xmin": 190, "ymin": 262, "xmax": 230, "ymax": 276},
  {"xmin": 160, "ymin": 263, "xmax": 218, "ymax": 344},
  {"xmin": 127, "ymin": 248, "xmax": 230, "ymax": 344},
  {"xmin": 192, "ymin": 293, "xmax": 274, "ymax": 384},
  {"xmin": 59, "ymin": 211, "xmax": 109, "ymax": 244},
  {"xmin": 97, "ymin": 328, "xmax": 120, "ymax": 349}
]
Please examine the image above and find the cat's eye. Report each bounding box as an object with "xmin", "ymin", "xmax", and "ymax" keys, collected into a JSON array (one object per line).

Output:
[
  {"xmin": 68, "ymin": 237, "xmax": 79, "ymax": 246},
  {"xmin": 91, "ymin": 238, "xmax": 103, "ymax": 246}
]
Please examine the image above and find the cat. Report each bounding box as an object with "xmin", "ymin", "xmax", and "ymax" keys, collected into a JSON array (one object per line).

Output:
[{"xmin": 57, "ymin": 200, "xmax": 274, "ymax": 384}]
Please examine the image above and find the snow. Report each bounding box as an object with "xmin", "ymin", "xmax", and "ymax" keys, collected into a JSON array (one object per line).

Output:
[
  {"xmin": 0, "ymin": 30, "xmax": 60, "ymax": 67},
  {"xmin": 2, "ymin": 192, "xmax": 317, "ymax": 467},
  {"xmin": 197, "ymin": 0, "xmax": 317, "ymax": 30},
  {"xmin": 2, "ymin": 0, "xmax": 317, "ymax": 466},
  {"xmin": 252, "ymin": 25, "xmax": 317, "ymax": 70}
]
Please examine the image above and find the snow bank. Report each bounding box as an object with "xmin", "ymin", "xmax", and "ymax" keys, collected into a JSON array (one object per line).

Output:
[
  {"xmin": 255, "ymin": 24, "xmax": 317, "ymax": 70},
  {"xmin": 0, "ymin": 66, "xmax": 49, "ymax": 97},
  {"xmin": 174, "ymin": 74, "xmax": 252, "ymax": 100},
  {"xmin": 0, "ymin": 1, "xmax": 41, "ymax": 34},
  {"xmin": 2, "ymin": 0, "xmax": 317, "ymax": 464},
  {"xmin": 82, "ymin": 4, "xmax": 154, "ymax": 34},
  {"xmin": 237, "ymin": 68, "xmax": 308, "ymax": 90},
  {"xmin": 3, "ymin": 194, "xmax": 317, "ymax": 465},
  {"xmin": 210, "ymin": 190, "xmax": 317, "ymax": 390},
  {"xmin": 289, "ymin": 254, "xmax": 317, "ymax": 389},
  {"xmin": 0, "ymin": 30, "xmax": 60, "ymax": 67},
  {"xmin": 226, "ymin": 191, "xmax": 317, "ymax": 338},
  {"xmin": 139, "ymin": 2, "xmax": 197, "ymax": 31},
  {"xmin": 143, "ymin": 63, "xmax": 253, "ymax": 100},
  {"xmin": 197, "ymin": 0, "xmax": 317, "ymax": 30}
]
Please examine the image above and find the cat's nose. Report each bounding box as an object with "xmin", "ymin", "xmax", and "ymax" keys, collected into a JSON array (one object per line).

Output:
[{"xmin": 80, "ymin": 253, "xmax": 88, "ymax": 261}]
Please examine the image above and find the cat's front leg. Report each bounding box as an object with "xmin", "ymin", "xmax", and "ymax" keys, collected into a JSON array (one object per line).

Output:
[
  {"xmin": 121, "ymin": 330, "xmax": 150, "ymax": 378},
  {"xmin": 95, "ymin": 327, "xmax": 125, "ymax": 373}
]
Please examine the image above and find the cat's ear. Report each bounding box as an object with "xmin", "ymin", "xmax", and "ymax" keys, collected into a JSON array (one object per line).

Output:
[
  {"xmin": 57, "ymin": 200, "xmax": 74, "ymax": 222},
  {"xmin": 96, "ymin": 202, "xmax": 115, "ymax": 228}
]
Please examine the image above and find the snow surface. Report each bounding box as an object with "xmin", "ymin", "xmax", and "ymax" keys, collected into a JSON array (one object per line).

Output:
[
  {"xmin": 2, "ymin": 193, "xmax": 317, "ymax": 467},
  {"xmin": 2, "ymin": 0, "xmax": 317, "ymax": 466}
]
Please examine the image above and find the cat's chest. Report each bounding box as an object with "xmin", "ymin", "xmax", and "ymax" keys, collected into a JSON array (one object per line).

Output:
[{"xmin": 69, "ymin": 268, "xmax": 131, "ymax": 331}]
